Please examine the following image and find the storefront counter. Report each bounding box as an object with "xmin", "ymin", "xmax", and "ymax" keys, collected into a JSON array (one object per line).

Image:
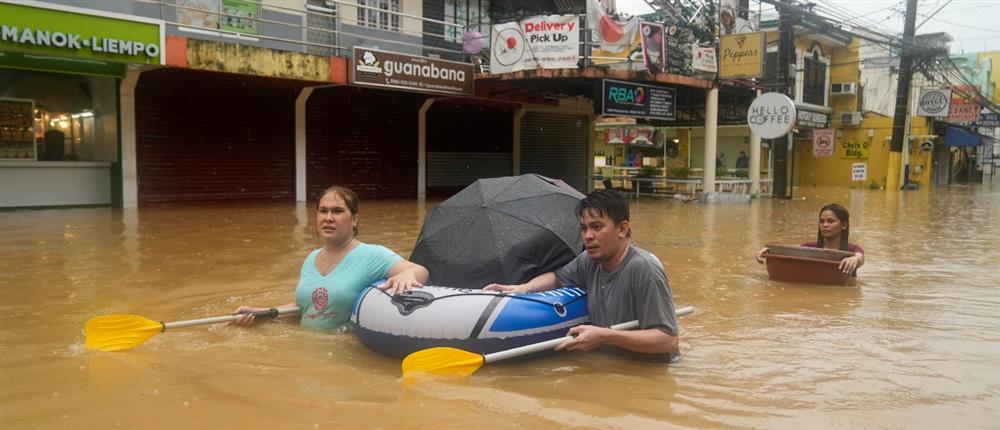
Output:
[{"xmin": 1, "ymin": 161, "xmax": 112, "ymax": 208}]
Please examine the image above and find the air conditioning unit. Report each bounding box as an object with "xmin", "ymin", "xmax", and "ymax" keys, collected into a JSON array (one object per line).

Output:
[
  {"xmin": 831, "ymin": 82, "xmax": 857, "ymax": 95},
  {"xmin": 840, "ymin": 111, "xmax": 862, "ymax": 126}
]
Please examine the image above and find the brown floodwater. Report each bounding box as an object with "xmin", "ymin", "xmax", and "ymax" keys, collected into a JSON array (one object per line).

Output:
[{"xmin": 2, "ymin": 186, "xmax": 998, "ymax": 429}]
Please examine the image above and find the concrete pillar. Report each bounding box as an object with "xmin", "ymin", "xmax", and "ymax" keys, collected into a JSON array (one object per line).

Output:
[
  {"xmin": 749, "ymin": 130, "xmax": 762, "ymax": 196},
  {"xmin": 119, "ymin": 67, "xmax": 142, "ymax": 209},
  {"xmin": 703, "ymin": 87, "xmax": 719, "ymax": 194},
  {"xmin": 295, "ymin": 87, "xmax": 314, "ymax": 202},
  {"xmin": 417, "ymin": 99, "xmax": 436, "ymax": 198}
]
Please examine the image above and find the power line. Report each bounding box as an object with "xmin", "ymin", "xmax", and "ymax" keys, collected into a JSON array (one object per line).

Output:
[{"xmin": 916, "ymin": 0, "xmax": 952, "ymax": 30}]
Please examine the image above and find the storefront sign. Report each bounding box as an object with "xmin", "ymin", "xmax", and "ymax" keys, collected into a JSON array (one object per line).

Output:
[
  {"xmin": 640, "ymin": 22, "xmax": 665, "ymax": 74},
  {"xmin": 946, "ymin": 86, "xmax": 979, "ymax": 123},
  {"xmin": 839, "ymin": 139, "xmax": 870, "ymax": 159},
  {"xmin": 604, "ymin": 127, "xmax": 655, "ymax": 146},
  {"xmin": 916, "ymin": 88, "xmax": 951, "ymax": 117},
  {"xmin": 976, "ymin": 112, "xmax": 1000, "ymax": 128},
  {"xmin": 600, "ymin": 79, "xmax": 676, "ymax": 121},
  {"xmin": 719, "ymin": 32, "xmax": 764, "ymax": 79},
  {"xmin": 747, "ymin": 92, "xmax": 795, "ymax": 139},
  {"xmin": 665, "ymin": 26, "xmax": 692, "ymax": 75},
  {"xmin": 692, "ymin": 46, "xmax": 717, "ymax": 74},
  {"xmin": 220, "ymin": 0, "xmax": 260, "ymax": 35},
  {"xmin": 795, "ymin": 107, "xmax": 829, "ymax": 129},
  {"xmin": 351, "ymin": 48, "xmax": 474, "ymax": 96},
  {"xmin": 720, "ymin": 0, "xmax": 758, "ymax": 35},
  {"xmin": 490, "ymin": 15, "xmax": 579, "ymax": 74},
  {"xmin": 0, "ymin": 1, "xmax": 164, "ymax": 65},
  {"xmin": 851, "ymin": 162, "xmax": 867, "ymax": 181},
  {"xmin": 812, "ymin": 128, "xmax": 834, "ymax": 157}
]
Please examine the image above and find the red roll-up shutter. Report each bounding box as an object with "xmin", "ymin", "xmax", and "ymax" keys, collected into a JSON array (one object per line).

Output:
[
  {"xmin": 135, "ymin": 68, "xmax": 302, "ymax": 205},
  {"xmin": 305, "ymin": 86, "xmax": 425, "ymax": 199}
]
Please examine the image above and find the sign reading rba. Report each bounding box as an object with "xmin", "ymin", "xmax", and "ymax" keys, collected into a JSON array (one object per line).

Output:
[
  {"xmin": 351, "ymin": 48, "xmax": 474, "ymax": 96},
  {"xmin": 916, "ymin": 88, "xmax": 951, "ymax": 117},
  {"xmin": 747, "ymin": 92, "xmax": 796, "ymax": 139},
  {"xmin": 600, "ymin": 79, "xmax": 676, "ymax": 121}
]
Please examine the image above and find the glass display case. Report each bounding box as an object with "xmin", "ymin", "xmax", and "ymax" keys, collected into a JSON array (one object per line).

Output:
[{"xmin": 0, "ymin": 98, "xmax": 37, "ymax": 160}]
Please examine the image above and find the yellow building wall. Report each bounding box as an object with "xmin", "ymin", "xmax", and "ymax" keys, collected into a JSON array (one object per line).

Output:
[
  {"xmin": 790, "ymin": 36, "xmax": 937, "ymax": 189},
  {"xmin": 792, "ymin": 37, "xmax": 869, "ymax": 187},
  {"xmin": 978, "ymin": 51, "xmax": 1000, "ymax": 102}
]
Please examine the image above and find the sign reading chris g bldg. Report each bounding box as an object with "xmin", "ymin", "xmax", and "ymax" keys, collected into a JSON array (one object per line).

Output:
[
  {"xmin": 0, "ymin": 1, "xmax": 164, "ymax": 65},
  {"xmin": 351, "ymin": 47, "xmax": 474, "ymax": 96}
]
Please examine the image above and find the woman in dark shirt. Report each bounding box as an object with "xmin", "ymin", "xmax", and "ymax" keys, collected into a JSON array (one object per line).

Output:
[{"xmin": 755, "ymin": 203, "xmax": 865, "ymax": 274}]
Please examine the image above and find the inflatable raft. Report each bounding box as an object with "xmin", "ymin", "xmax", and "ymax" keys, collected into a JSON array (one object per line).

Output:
[
  {"xmin": 351, "ymin": 284, "xmax": 588, "ymax": 359},
  {"xmin": 763, "ymin": 244, "xmax": 856, "ymax": 286}
]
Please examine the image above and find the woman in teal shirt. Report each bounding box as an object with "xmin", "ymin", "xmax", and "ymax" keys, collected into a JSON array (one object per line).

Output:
[{"xmin": 232, "ymin": 186, "xmax": 428, "ymax": 331}]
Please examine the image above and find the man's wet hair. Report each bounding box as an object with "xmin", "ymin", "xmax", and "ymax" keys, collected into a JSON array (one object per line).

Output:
[{"xmin": 577, "ymin": 189, "xmax": 631, "ymax": 238}]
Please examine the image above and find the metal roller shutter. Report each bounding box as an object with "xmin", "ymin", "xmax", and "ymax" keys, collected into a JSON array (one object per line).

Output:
[
  {"xmin": 135, "ymin": 69, "xmax": 301, "ymax": 205},
  {"xmin": 426, "ymin": 152, "xmax": 513, "ymax": 187},
  {"xmin": 306, "ymin": 87, "xmax": 425, "ymax": 199},
  {"xmin": 520, "ymin": 112, "xmax": 590, "ymax": 193}
]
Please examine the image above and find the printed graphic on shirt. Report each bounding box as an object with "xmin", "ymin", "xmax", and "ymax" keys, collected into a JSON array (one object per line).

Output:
[{"xmin": 305, "ymin": 287, "xmax": 338, "ymax": 319}]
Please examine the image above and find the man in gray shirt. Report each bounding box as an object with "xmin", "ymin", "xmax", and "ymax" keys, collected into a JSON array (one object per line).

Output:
[{"xmin": 486, "ymin": 189, "xmax": 679, "ymax": 361}]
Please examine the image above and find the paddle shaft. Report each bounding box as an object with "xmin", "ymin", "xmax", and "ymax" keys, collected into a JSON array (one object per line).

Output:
[
  {"xmin": 163, "ymin": 306, "xmax": 300, "ymax": 331},
  {"xmin": 484, "ymin": 305, "xmax": 695, "ymax": 364}
]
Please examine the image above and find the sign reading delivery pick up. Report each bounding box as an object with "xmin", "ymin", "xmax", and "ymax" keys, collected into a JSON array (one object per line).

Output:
[
  {"xmin": 0, "ymin": 1, "xmax": 164, "ymax": 65},
  {"xmin": 747, "ymin": 92, "xmax": 796, "ymax": 139}
]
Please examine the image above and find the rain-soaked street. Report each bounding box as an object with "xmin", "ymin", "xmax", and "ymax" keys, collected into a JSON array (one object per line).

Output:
[{"xmin": 2, "ymin": 186, "xmax": 999, "ymax": 429}]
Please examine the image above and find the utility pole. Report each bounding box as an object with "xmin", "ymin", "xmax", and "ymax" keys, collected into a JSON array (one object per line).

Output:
[
  {"xmin": 888, "ymin": 0, "xmax": 918, "ymax": 190},
  {"xmin": 772, "ymin": 0, "xmax": 797, "ymax": 198}
]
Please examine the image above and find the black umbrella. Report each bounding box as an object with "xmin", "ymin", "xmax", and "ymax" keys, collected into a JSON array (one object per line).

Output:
[{"xmin": 411, "ymin": 174, "xmax": 586, "ymax": 288}]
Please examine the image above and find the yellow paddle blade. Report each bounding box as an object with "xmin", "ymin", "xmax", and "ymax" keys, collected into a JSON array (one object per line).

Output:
[
  {"xmin": 85, "ymin": 315, "xmax": 165, "ymax": 352},
  {"xmin": 401, "ymin": 347, "xmax": 485, "ymax": 379}
]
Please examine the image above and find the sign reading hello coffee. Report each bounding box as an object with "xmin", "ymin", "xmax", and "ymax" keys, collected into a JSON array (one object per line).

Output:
[
  {"xmin": 747, "ymin": 92, "xmax": 796, "ymax": 139},
  {"xmin": 351, "ymin": 47, "xmax": 474, "ymax": 96},
  {"xmin": 916, "ymin": 88, "xmax": 951, "ymax": 117}
]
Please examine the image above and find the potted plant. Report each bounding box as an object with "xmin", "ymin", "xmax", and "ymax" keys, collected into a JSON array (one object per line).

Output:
[{"xmin": 668, "ymin": 166, "xmax": 692, "ymax": 179}]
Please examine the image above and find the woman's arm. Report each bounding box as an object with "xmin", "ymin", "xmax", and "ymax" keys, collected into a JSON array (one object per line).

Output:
[
  {"xmin": 380, "ymin": 260, "xmax": 429, "ymax": 295},
  {"xmin": 754, "ymin": 247, "xmax": 769, "ymax": 263},
  {"xmin": 230, "ymin": 302, "xmax": 297, "ymax": 327},
  {"xmin": 839, "ymin": 252, "xmax": 864, "ymax": 273}
]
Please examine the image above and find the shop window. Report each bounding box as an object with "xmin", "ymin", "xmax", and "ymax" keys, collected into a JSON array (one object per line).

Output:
[
  {"xmin": 802, "ymin": 56, "xmax": 827, "ymax": 106},
  {"xmin": 444, "ymin": 0, "xmax": 490, "ymax": 43},
  {"xmin": 0, "ymin": 70, "xmax": 118, "ymax": 162},
  {"xmin": 357, "ymin": 0, "xmax": 400, "ymax": 31}
]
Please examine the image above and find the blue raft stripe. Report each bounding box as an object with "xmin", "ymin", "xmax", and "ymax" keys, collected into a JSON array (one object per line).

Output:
[{"xmin": 488, "ymin": 287, "xmax": 588, "ymax": 332}]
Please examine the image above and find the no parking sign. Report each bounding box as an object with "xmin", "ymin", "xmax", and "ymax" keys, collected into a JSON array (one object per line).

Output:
[{"xmin": 813, "ymin": 129, "xmax": 834, "ymax": 157}]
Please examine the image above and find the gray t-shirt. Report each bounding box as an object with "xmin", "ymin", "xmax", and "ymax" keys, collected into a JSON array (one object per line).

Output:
[{"xmin": 555, "ymin": 244, "xmax": 678, "ymax": 362}]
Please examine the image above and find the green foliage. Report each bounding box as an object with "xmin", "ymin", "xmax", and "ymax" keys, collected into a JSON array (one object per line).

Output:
[
  {"xmin": 637, "ymin": 165, "xmax": 660, "ymax": 178},
  {"xmin": 668, "ymin": 167, "xmax": 692, "ymax": 178},
  {"xmin": 867, "ymin": 180, "xmax": 881, "ymax": 190},
  {"xmin": 735, "ymin": 168, "xmax": 749, "ymax": 178}
]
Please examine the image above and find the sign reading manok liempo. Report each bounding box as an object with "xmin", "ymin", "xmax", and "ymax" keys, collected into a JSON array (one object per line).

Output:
[{"xmin": 747, "ymin": 92, "xmax": 796, "ymax": 139}]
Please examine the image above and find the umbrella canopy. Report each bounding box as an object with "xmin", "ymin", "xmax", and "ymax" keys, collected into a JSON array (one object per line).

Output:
[{"xmin": 411, "ymin": 174, "xmax": 586, "ymax": 288}]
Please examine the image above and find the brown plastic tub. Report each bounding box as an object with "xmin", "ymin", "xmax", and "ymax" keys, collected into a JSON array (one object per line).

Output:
[{"xmin": 763, "ymin": 244, "xmax": 855, "ymax": 286}]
